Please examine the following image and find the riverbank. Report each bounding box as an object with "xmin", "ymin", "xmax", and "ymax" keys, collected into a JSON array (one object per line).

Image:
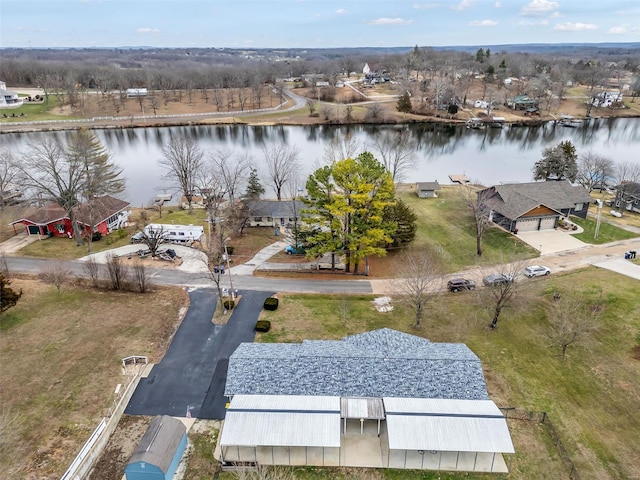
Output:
[{"xmin": 2, "ymin": 85, "xmax": 639, "ymax": 134}]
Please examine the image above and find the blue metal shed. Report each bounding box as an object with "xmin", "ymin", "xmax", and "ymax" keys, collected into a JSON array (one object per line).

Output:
[{"xmin": 125, "ymin": 415, "xmax": 187, "ymax": 480}]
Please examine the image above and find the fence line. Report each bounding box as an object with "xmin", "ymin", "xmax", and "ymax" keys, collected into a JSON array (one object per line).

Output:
[{"xmin": 500, "ymin": 407, "xmax": 582, "ymax": 480}]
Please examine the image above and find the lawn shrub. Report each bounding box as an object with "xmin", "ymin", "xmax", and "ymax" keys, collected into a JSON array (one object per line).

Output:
[
  {"xmin": 225, "ymin": 245, "xmax": 234, "ymax": 255},
  {"xmin": 263, "ymin": 297, "xmax": 279, "ymax": 311},
  {"xmin": 255, "ymin": 320, "xmax": 271, "ymax": 332},
  {"xmin": 223, "ymin": 300, "xmax": 235, "ymax": 310}
]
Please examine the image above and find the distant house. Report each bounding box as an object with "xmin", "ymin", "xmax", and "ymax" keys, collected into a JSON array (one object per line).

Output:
[
  {"xmin": 615, "ymin": 182, "xmax": 640, "ymax": 213},
  {"xmin": 125, "ymin": 415, "xmax": 187, "ymax": 480},
  {"xmin": 220, "ymin": 328, "xmax": 514, "ymax": 472},
  {"xmin": 247, "ymin": 199, "xmax": 305, "ymax": 227},
  {"xmin": 0, "ymin": 81, "xmax": 24, "ymax": 109},
  {"xmin": 416, "ymin": 181, "xmax": 441, "ymax": 198},
  {"xmin": 507, "ymin": 95, "xmax": 538, "ymax": 111},
  {"xmin": 10, "ymin": 195, "xmax": 130, "ymax": 238},
  {"xmin": 592, "ymin": 91, "xmax": 623, "ymax": 108},
  {"xmin": 126, "ymin": 88, "xmax": 148, "ymax": 98},
  {"xmin": 479, "ymin": 181, "xmax": 593, "ymax": 232}
]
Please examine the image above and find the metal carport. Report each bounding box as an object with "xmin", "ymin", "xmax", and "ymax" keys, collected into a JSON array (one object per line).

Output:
[{"xmin": 383, "ymin": 398, "xmax": 514, "ymax": 473}]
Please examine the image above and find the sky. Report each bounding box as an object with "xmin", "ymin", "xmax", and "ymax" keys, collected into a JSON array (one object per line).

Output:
[{"xmin": 1, "ymin": 0, "xmax": 639, "ymax": 49}]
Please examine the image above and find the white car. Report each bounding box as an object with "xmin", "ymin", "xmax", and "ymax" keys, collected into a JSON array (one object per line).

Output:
[{"xmin": 524, "ymin": 265, "xmax": 551, "ymax": 278}]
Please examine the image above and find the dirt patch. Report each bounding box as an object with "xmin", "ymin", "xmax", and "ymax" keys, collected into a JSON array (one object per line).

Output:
[{"xmin": 87, "ymin": 415, "xmax": 152, "ymax": 480}]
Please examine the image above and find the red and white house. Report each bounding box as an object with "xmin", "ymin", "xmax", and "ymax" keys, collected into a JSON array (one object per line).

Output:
[{"xmin": 10, "ymin": 195, "xmax": 131, "ymax": 238}]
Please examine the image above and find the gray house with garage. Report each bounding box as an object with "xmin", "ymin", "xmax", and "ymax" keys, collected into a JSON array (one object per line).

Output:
[
  {"xmin": 479, "ymin": 181, "xmax": 593, "ymax": 233},
  {"xmin": 219, "ymin": 329, "xmax": 514, "ymax": 473}
]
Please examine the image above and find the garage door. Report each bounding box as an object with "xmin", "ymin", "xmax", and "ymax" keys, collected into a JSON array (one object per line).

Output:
[
  {"xmin": 516, "ymin": 218, "xmax": 539, "ymax": 232},
  {"xmin": 539, "ymin": 217, "xmax": 556, "ymax": 230}
]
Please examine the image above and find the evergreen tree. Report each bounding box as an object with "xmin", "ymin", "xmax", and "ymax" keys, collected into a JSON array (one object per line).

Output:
[
  {"xmin": 0, "ymin": 274, "xmax": 22, "ymax": 314},
  {"xmin": 476, "ymin": 48, "xmax": 485, "ymax": 63},
  {"xmin": 533, "ymin": 140, "xmax": 578, "ymax": 182},
  {"xmin": 397, "ymin": 92, "xmax": 412, "ymax": 113},
  {"xmin": 244, "ymin": 167, "xmax": 265, "ymax": 200},
  {"xmin": 383, "ymin": 198, "xmax": 417, "ymax": 249}
]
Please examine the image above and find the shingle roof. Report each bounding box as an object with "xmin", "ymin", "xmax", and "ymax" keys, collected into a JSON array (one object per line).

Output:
[
  {"xmin": 225, "ymin": 328, "xmax": 488, "ymax": 400},
  {"xmin": 416, "ymin": 181, "xmax": 441, "ymax": 191},
  {"xmin": 247, "ymin": 199, "xmax": 304, "ymax": 218},
  {"xmin": 10, "ymin": 195, "xmax": 129, "ymax": 227},
  {"xmin": 481, "ymin": 181, "xmax": 592, "ymax": 220}
]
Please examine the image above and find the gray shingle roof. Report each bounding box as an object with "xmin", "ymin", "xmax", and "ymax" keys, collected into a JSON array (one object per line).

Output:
[
  {"xmin": 416, "ymin": 181, "xmax": 441, "ymax": 191},
  {"xmin": 128, "ymin": 415, "xmax": 186, "ymax": 472},
  {"xmin": 247, "ymin": 199, "xmax": 304, "ymax": 218},
  {"xmin": 225, "ymin": 328, "xmax": 488, "ymax": 400},
  {"xmin": 481, "ymin": 180, "xmax": 593, "ymax": 220}
]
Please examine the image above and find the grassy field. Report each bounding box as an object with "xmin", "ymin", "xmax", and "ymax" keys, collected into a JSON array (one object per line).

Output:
[
  {"xmin": 369, "ymin": 185, "xmax": 538, "ymax": 276},
  {"xmin": 0, "ymin": 278, "xmax": 188, "ymax": 479},
  {"xmin": 570, "ymin": 214, "xmax": 638, "ymax": 244},
  {"xmin": 253, "ymin": 268, "xmax": 640, "ymax": 480}
]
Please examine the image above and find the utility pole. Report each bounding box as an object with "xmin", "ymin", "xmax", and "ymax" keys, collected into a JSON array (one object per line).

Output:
[{"xmin": 594, "ymin": 199, "xmax": 603, "ymax": 240}]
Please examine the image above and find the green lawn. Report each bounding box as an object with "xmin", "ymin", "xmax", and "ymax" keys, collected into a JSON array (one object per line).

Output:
[
  {"xmin": 0, "ymin": 96, "xmax": 83, "ymax": 122},
  {"xmin": 17, "ymin": 230, "xmax": 133, "ymax": 259},
  {"xmin": 570, "ymin": 214, "xmax": 638, "ymax": 244},
  {"xmin": 253, "ymin": 268, "xmax": 640, "ymax": 480},
  {"xmin": 398, "ymin": 186, "xmax": 538, "ymax": 273}
]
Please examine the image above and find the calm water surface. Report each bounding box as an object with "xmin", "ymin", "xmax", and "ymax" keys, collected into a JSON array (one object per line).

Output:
[{"xmin": 3, "ymin": 117, "xmax": 639, "ymax": 205}]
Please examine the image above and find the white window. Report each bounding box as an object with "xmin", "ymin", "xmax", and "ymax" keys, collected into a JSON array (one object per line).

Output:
[{"xmin": 575, "ymin": 203, "xmax": 583, "ymax": 211}]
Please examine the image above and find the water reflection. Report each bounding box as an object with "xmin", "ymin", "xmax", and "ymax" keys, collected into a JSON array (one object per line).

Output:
[{"xmin": 2, "ymin": 118, "xmax": 638, "ymax": 205}]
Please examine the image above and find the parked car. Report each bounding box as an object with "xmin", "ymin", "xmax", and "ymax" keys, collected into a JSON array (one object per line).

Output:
[
  {"xmin": 130, "ymin": 231, "xmax": 145, "ymax": 243},
  {"xmin": 447, "ymin": 278, "xmax": 476, "ymax": 292},
  {"xmin": 285, "ymin": 245, "xmax": 305, "ymax": 255},
  {"xmin": 483, "ymin": 273, "xmax": 514, "ymax": 287},
  {"xmin": 524, "ymin": 265, "xmax": 551, "ymax": 278}
]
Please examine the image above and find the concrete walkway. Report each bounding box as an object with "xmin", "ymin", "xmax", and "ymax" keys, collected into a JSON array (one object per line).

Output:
[
  {"xmin": 229, "ymin": 241, "xmax": 287, "ymax": 275},
  {"xmin": 593, "ymin": 257, "xmax": 640, "ymax": 280}
]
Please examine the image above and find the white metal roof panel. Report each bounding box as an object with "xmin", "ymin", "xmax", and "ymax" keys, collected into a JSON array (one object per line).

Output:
[
  {"xmin": 384, "ymin": 397, "xmax": 503, "ymax": 416},
  {"xmin": 220, "ymin": 411, "xmax": 340, "ymax": 447},
  {"xmin": 384, "ymin": 398, "xmax": 514, "ymax": 454},
  {"xmin": 230, "ymin": 394, "xmax": 340, "ymax": 412},
  {"xmin": 341, "ymin": 397, "xmax": 385, "ymax": 419}
]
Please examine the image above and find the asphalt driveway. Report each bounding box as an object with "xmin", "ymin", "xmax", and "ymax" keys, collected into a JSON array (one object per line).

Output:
[{"xmin": 125, "ymin": 288, "xmax": 273, "ymax": 420}]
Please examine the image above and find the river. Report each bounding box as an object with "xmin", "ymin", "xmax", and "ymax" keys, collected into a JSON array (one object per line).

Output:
[{"xmin": 2, "ymin": 117, "xmax": 639, "ymax": 205}]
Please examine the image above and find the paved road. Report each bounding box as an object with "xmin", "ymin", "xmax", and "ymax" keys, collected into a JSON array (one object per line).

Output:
[
  {"xmin": 4, "ymin": 256, "xmax": 374, "ymax": 293},
  {"xmin": 125, "ymin": 288, "xmax": 273, "ymax": 419}
]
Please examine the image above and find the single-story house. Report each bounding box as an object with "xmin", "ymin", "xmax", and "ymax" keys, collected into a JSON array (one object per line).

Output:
[
  {"xmin": 10, "ymin": 195, "xmax": 130, "ymax": 238},
  {"xmin": 615, "ymin": 182, "xmax": 640, "ymax": 213},
  {"xmin": 219, "ymin": 329, "xmax": 514, "ymax": 473},
  {"xmin": 416, "ymin": 181, "xmax": 441, "ymax": 198},
  {"xmin": 246, "ymin": 199, "xmax": 305, "ymax": 227},
  {"xmin": 125, "ymin": 415, "xmax": 187, "ymax": 480},
  {"xmin": 479, "ymin": 181, "xmax": 593, "ymax": 232}
]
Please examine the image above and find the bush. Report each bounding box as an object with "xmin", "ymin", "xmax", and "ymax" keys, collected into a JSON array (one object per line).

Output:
[
  {"xmin": 263, "ymin": 297, "xmax": 279, "ymax": 311},
  {"xmin": 225, "ymin": 245, "xmax": 235, "ymax": 255},
  {"xmin": 255, "ymin": 320, "xmax": 271, "ymax": 332},
  {"xmin": 223, "ymin": 300, "xmax": 235, "ymax": 310}
]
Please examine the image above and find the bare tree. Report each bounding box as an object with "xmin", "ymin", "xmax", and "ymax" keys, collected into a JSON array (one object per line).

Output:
[
  {"xmin": 0, "ymin": 149, "xmax": 19, "ymax": 209},
  {"xmin": 105, "ymin": 253, "xmax": 128, "ymax": 291},
  {"xmin": 461, "ymin": 185, "xmax": 491, "ymax": 256},
  {"xmin": 323, "ymin": 132, "xmax": 361, "ymax": 164},
  {"xmin": 370, "ymin": 129, "xmax": 416, "ymax": 183},
  {"xmin": 40, "ymin": 260, "xmax": 71, "ymax": 293},
  {"xmin": 83, "ymin": 256, "xmax": 101, "ymax": 288},
  {"xmin": 210, "ymin": 150, "xmax": 250, "ymax": 204},
  {"xmin": 262, "ymin": 143, "xmax": 300, "ymax": 200},
  {"xmin": 306, "ymin": 99, "xmax": 316, "ymax": 117},
  {"xmin": 396, "ymin": 250, "xmax": 444, "ymax": 329},
  {"xmin": 138, "ymin": 225, "xmax": 169, "ymax": 257},
  {"xmin": 132, "ymin": 259, "xmax": 151, "ymax": 293},
  {"xmin": 615, "ymin": 160, "xmax": 640, "ymax": 184},
  {"xmin": 481, "ymin": 262, "xmax": 524, "ymax": 329},
  {"xmin": 546, "ymin": 296, "xmax": 595, "ymax": 359},
  {"xmin": 577, "ymin": 152, "xmax": 615, "ymax": 192},
  {"xmin": 159, "ymin": 135, "xmax": 204, "ymax": 213}
]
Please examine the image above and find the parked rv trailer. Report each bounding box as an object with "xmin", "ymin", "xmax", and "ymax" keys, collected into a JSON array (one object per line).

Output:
[{"xmin": 144, "ymin": 223, "xmax": 204, "ymax": 244}]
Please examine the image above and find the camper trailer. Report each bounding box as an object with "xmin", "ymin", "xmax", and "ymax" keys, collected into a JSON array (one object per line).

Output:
[{"xmin": 145, "ymin": 223, "xmax": 204, "ymax": 244}]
